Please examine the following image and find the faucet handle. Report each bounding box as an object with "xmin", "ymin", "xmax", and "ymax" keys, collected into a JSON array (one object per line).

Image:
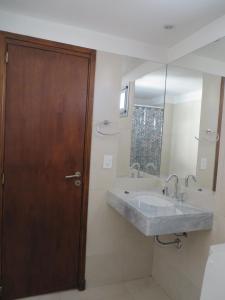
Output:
[
  {"xmin": 162, "ymin": 186, "xmax": 169, "ymax": 196},
  {"xmin": 185, "ymin": 174, "xmax": 197, "ymax": 187}
]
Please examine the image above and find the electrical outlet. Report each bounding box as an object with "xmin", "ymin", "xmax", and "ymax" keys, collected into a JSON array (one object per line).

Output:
[
  {"xmin": 200, "ymin": 158, "xmax": 207, "ymax": 170},
  {"xmin": 103, "ymin": 155, "xmax": 113, "ymax": 169}
]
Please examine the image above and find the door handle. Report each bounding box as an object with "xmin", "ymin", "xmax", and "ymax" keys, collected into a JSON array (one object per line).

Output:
[{"xmin": 65, "ymin": 171, "xmax": 81, "ymax": 179}]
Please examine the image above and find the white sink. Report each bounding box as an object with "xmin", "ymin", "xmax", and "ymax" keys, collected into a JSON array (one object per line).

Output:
[
  {"xmin": 107, "ymin": 189, "xmax": 213, "ymax": 236},
  {"xmin": 131, "ymin": 193, "xmax": 174, "ymax": 207}
]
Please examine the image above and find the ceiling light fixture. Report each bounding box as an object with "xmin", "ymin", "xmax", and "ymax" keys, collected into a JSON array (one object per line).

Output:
[{"xmin": 164, "ymin": 25, "xmax": 174, "ymax": 30}]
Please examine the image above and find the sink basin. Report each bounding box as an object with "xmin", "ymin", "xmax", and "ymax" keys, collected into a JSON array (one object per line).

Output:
[
  {"xmin": 129, "ymin": 192, "xmax": 183, "ymax": 217},
  {"xmin": 131, "ymin": 194, "xmax": 174, "ymax": 207},
  {"xmin": 107, "ymin": 189, "xmax": 213, "ymax": 236}
]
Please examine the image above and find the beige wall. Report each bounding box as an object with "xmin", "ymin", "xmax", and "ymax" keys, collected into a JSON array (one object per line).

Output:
[
  {"xmin": 161, "ymin": 97, "xmax": 201, "ymax": 179},
  {"xmin": 152, "ymin": 88, "xmax": 225, "ymax": 300},
  {"xmin": 169, "ymin": 100, "xmax": 201, "ymax": 178},
  {"xmin": 86, "ymin": 51, "xmax": 154, "ymax": 287},
  {"xmin": 196, "ymin": 74, "xmax": 221, "ymax": 189}
]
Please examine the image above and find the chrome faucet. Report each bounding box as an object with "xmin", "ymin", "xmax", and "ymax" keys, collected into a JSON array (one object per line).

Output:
[
  {"xmin": 130, "ymin": 162, "xmax": 141, "ymax": 178},
  {"xmin": 145, "ymin": 162, "xmax": 157, "ymax": 172},
  {"xmin": 185, "ymin": 174, "xmax": 197, "ymax": 187},
  {"xmin": 165, "ymin": 174, "xmax": 179, "ymax": 199}
]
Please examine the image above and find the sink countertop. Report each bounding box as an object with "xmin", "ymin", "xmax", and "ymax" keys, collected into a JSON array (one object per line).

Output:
[{"xmin": 107, "ymin": 189, "xmax": 213, "ymax": 236}]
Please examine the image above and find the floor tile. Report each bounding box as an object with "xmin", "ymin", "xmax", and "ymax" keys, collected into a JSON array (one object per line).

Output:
[
  {"xmin": 125, "ymin": 277, "xmax": 171, "ymax": 300},
  {"xmin": 19, "ymin": 277, "xmax": 171, "ymax": 300}
]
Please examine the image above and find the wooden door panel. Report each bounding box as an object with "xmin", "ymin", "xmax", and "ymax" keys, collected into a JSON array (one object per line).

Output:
[{"xmin": 2, "ymin": 42, "xmax": 91, "ymax": 299}]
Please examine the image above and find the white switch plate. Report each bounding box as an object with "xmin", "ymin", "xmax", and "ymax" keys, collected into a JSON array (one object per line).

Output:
[
  {"xmin": 200, "ymin": 158, "xmax": 207, "ymax": 170},
  {"xmin": 103, "ymin": 155, "xmax": 113, "ymax": 169}
]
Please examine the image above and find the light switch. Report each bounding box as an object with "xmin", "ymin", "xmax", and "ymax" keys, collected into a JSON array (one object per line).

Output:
[
  {"xmin": 200, "ymin": 158, "xmax": 207, "ymax": 170},
  {"xmin": 103, "ymin": 155, "xmax": 113, "ymax": 169}
]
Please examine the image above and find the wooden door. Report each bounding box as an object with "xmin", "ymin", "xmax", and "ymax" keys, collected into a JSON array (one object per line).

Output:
[{"xmin": 0, "ymin": 34, "xmax": 95, "ymax": 300}]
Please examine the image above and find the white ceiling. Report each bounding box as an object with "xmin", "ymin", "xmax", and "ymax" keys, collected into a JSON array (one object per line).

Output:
[
  {"xmin": 135, "ymin": 66, "xmax": 202, "ymax": 104},
  {"xmin": 135, "ymin": 69, "xmax": 167, "ymax": 99},
  {"xmin": 121, "ymin": 56, "xmax": 146, "ymax": 77},
  {"xmin": 166, "ymin": 67, "xmax": 202, "ymax": 96},
  {"xmin": 1, "ymin": 0, "xmax": 225, "ymax": 47},
  {"xmin": 194, "ymin": 37, "xmax": 225, "ymax": 62}
]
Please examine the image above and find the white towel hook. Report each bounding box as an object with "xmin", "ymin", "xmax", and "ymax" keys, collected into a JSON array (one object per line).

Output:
[
  {"xmin": 195, "ymin": 129, "xmax": 219, "ymax": 143},
  {"xmin": 95, "ymin": 120, "xmax": 120, "ymax": 136}
]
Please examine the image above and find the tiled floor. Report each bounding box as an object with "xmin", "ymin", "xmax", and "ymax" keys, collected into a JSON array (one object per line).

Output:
[{"xmin": 22, "ymin": 277, "xmax": 171, "ymax": 300}]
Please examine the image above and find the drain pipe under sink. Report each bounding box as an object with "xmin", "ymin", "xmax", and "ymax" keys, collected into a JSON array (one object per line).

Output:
[{"xmin": 154, "ymin": 233, "xmax": 187, "ymax": 249}]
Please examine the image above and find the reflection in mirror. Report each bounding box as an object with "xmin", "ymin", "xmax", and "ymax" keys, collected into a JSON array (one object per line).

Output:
[
  {"xmin": 131, "ymin": 70, "xmax": 166, "ymax": 176},
  {"xmin": 120, "ymin": 86, "xmax": 129, "ymax": 117},
  {"xmin": 161, "ymin": 65, "xmax": 221, "ymax": 190},
  {"xmin": 168, "ymin": 38, "xmax": 225, "ymax": 191},
  {"xmin": 117, "ymin": 38, "xmax": 225, "ymax": 192},
  {"xmin": 117, "ymin": 65, "xmax": 167, "ymax": 178},
  {"xmin": 161, "ymin": 67, "xmax": 203, "ymax": 180}
]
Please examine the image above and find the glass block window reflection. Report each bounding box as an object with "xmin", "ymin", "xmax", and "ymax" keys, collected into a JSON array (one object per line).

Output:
[{"xmin": 130, "ymin": 105, "xmax": 164, "ymax": 176}]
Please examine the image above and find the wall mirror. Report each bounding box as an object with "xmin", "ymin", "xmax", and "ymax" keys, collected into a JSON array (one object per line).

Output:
[
  {"xmin": 117, "ymin": 37, "xmax": 225, "ymax": 191},
  {"xmin": 161, "ymin": 65, "xmax": 221, "ymax": 191},
  {"xmin": 117, "ymin": 64, "xmax": 167, "ymax": 178}
]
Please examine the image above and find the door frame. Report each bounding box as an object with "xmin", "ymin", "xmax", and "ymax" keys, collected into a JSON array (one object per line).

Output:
[
  {"xmin": 213, "ymin": 77, "xmax": 225, "ymax": 191},
  {"xmin": 0, "ymin": 31, "xmax": 96, "ymax": 291}
]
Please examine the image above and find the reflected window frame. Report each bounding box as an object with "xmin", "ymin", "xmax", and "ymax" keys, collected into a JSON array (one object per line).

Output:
[{"xmin": 120, "ymin": 85, "xmax": 129, "ymax": 117}]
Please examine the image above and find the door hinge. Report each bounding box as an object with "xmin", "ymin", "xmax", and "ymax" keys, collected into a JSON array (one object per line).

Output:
[
  {"xmin": 5, "ymin": 51, "xmax": 8, "ymax": 64},
  {"xmin": 1, "ymin": 173, "xmax": 4, "ymax": 186}
]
